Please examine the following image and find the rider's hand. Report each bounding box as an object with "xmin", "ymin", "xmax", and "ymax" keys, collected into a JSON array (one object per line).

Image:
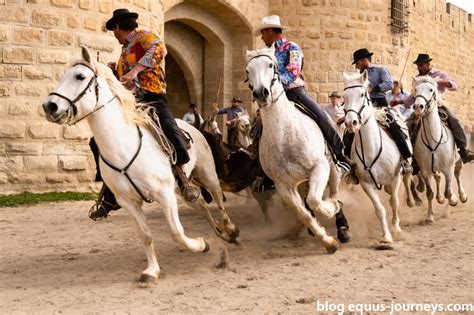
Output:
[
  {"xmin": 390, "ymin": 100, "xmax": 400, "ymax": 107},
  {"xmin": 212, "ymin": 103, "xmax": 219, "ymax": 113},
  {"xmin": 107, "ymin": 62, "xmax": 117, "ymax": 71}
]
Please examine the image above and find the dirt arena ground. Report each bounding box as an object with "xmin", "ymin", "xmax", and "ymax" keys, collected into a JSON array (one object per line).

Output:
[{"xmin": 1, "ymin": 165, "xmax": 473, "ymax": 314}]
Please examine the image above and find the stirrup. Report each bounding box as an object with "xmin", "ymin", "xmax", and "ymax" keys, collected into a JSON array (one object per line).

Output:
[
  {"xmin": 400, "ymin": 160, "xmax": 413, "ymax": 175},
  {"xmin": 174, "ymin": 167, "xmax": 200, "ymax": 203},
  {"xmin": 460, "ymin": 149, "xmax": 474, "ymax": 164},
  {"xmin": 88, "ymin": 203, "xmax": 109, "ymax": 221},
  {"xmin": 336, "ymin": 160, "xmax": 351, "ymax": 173}
]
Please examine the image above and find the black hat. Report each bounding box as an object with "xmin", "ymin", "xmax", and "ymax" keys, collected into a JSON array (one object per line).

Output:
[
  {"xmin": 413, "ymin": 53, "xmax": 432, "ymax": 64},
  {"xmin": 352, "ymin": 48, "xmax": 374, "ymax": 65},
  {"xmin": 106, "ymin": 8, "xmax": 138, "ymax": 31},
  {"xmin": 329, "ymin": 91, "xmax": 341, "ymax": 98}
]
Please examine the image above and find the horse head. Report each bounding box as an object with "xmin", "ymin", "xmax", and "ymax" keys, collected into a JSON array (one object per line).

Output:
[
  {"xmin": 412, "ymin": 75, "xmax": 438, "ymax": 116},
  {"xmin": 342, "ymin": 70, "xmax": 372, "ymax": 133},
  {"xmin": 42, "ymin": 46, "xmax": 102, "ymax": 125},
  {"xmin": 235, "ymin": 111, "xmax": 252, "ymax": 148},
  {"xmin": 245, "ymin": 47, "xmax": 282, "ymax": 108},
  {"xmin": 202, "ymin": 114, "xmax": 222, "ymax": 136}
]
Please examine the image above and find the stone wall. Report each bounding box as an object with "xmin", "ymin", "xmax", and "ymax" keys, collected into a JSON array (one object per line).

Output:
[{"xmin": 0, "ymin": 0, "xmax": 472, "ymax": 194}]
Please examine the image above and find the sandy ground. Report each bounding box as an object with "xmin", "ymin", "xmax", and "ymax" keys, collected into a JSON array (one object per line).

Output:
[{"xmin": 1, "ymin": 166, "xmax": 473, "ymax": 314}]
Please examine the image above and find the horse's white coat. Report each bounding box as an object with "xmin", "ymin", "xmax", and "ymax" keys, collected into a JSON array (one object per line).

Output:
[
  {"xmin": 412, "ymin": 76, "xmax": 466, "ymax": 222},
  {"xmin": 42, "ymin": 47, "xmax": 237, "ymax": 283}
]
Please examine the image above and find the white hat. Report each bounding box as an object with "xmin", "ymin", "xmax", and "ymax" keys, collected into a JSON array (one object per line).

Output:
[{"xmin": 253, "ymin": 15, "xmax": 290, "ymax": 36}]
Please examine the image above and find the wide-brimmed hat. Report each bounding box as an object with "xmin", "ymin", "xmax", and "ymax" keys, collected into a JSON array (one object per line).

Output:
[
  {"xmin": 106, "ymin": 8, "xmax": 138, "ymax": 30},
  {"xmin": 329, "ymin": 91, "xmax": 341, "ymax": 98},
  {"xmin": 352, "ymin": 48, "xmax": 374, "ymax": 65},
  {"xmin": 413, "ymin": 53, "xmax": 432, "ymax": 64},
  {"xmin": 253, "ymin": 15, "xmax": 290, "ymax": 36},
  {"xmin": 231, "ymin": 96, "xmax": 243, "ymax": 103}
]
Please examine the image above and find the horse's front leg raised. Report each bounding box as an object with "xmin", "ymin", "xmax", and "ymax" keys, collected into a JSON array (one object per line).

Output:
[
  {"xmin": 360, "ymin": 182, "xmax": 393, "ymax": 243},
  {"xmin": 276, "ymin": 185, "xmax": 338, "ymax": 254},
  {"xmin": 115, "ymin": 196, "xmax": 160, "ymax": 285}
]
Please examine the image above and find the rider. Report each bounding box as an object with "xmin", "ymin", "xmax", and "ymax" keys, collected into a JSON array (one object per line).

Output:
[
  {"xmin": 213, "ymin": 97, "xmax": 247, "ymax": 149},
  {"xmin": 343, "ymin": 48, "xmax": 413, "ymax": 182},
  {"xmin": 391, "ymin": 53, "xmax": 474, "ymax": 171},
  {"xmin": 255, "ymin": 15, "xmax": 351, "ymax": 173},
  {"xmin": 89, "ymin": 8, "xmax": 200, "ymax": 220}
]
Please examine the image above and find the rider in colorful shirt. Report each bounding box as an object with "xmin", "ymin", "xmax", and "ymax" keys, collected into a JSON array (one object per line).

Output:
[
  {"xmin": 89, "ymin": 8, "xmax": 200, "ymax": 221},
  {"xmin": 391, "ymin": 53, "xmax": 474, "ymax": 170},
  {"xmin": 255, "ymin": 15, "xmax": 351, "ymax": 173}
]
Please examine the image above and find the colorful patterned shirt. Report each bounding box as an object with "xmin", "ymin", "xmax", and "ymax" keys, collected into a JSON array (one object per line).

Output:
[
  {"xmin": 273, "ymin": 37, "xmax": 305, "ymax": 90},
  {"xmin": 117, "ymin": 29, "xmax": 167, "ymax": 94}
]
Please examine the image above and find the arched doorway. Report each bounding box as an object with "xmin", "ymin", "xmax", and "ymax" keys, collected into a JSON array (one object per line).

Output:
[{"xmin": 164, "ymin": 1, "xmax": 255, "ymax": 130}]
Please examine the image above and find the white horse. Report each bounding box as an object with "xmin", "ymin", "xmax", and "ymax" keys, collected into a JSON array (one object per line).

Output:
[
  {"xmin": 411, "ymin": 76, "xmax": 467, "ymax": 222},
  {"xmin": 42, "ymin": 47, "xmax": 238, "ymax": 285},
  {"xmin": 235, "ymin": 111, "xmax": 252, "ymax": 149},
  {"xmin": 246, "ymin": 48, "xmax": 349, "ymax": 253},
  {"xmin": 343, "ymin": 71, "xmax": 413, "ymax": 244}
]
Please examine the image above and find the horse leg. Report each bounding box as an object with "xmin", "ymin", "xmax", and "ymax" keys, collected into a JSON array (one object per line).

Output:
[
  {"xmin": 114, "ymin": 196, "xmax": 160, "ymax": 284},
  {"xmin": 454, "ymin": 159, "xmax": 467, "ymax": 203},
  {"xmin": 360, "ymin": 183, "xmax": 393, "ymax": 243},
  {"xmin": 251, "ymin": 189, "xmax": 273, "ymax": 223},
  {"xmin": 389, "ymin": 175, "xmax": 402, "ymax": 233},
  {"xmin": 422, "ymin": 174, "xmax": 435, "ymax": 223},
  {"xmin": 410, "ymin": 177, "xmax": 423, "ymax": 206},
  {"xmin": 442, "ymin": 170, "xmax": 458, "ymax": 207},
  {"xmin": 416, "ymin": 173, "xmax": 426, "ymax": 192},
  {"xmin": 276, "ymin": 184, "xmax": 338, "ymax": 254},
  {"xmin": 154, "ymin": 186, "xmax": 209, "ymax": 252},
  {"xmin": 434, "ymin": 172, "xmax": 445, "ymax": 204},
  {"xmin": 403, "ymin": 175, "xmax": 416, "ymax": 208}
]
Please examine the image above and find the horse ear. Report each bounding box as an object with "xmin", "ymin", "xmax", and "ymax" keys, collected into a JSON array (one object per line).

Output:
[
  {"xmin": 342, "ymin": 72, "xmax": 350, "ymax": 82},
  {"xmin": 81, "ymin": 46, "xmax": 91, "ymax": 63},
  {"xmin": 246, "ymin": 50, "xmax": 257, "ymax": 62}
]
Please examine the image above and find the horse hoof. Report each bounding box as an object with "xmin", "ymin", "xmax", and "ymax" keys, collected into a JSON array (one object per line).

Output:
[
  {"xmin": 202, "ymin": 240, "xmax": 210, "ymax": 253},
  {"xmin": 425, "ymin": 218, "xmax": 434, "ymax": 224},
  {"xmin": 324, "ymin": 239, "xmax": 339, "ymax": 254},
  {"xmin": 337, "ymin": 227, "xmax": 352, "ymax": 244},
  {"xmin": 449, "ymin": 199, "xmax": 458, "ymax": 207},
  {"xmin": 416, "ymin": 184, "xmax": 425, "ymax": 192},
  {"xmin": 460, "ymin": 195, "xmax": 468, "ymax": 203},
  {"xmin": 415, "ymin": 198, "xmax": 423, "ymax": 206},
  {"xmin": 437, "ymin": 197, "xmax": 445, "ymax": 204},
  {"xmin": 406, "ymin": 199, "xmax": 415, "ymax": 208},
  {"xmin": 138, "ymin": 274, "xmax": 156, "ymax": 287},
  {"xmin": 374, "ymin": 243, "xmax": 394, "ymax": 251},
  {"xmin": 229, "ymin": 226, "xmax": 240, "ymax": 242}
]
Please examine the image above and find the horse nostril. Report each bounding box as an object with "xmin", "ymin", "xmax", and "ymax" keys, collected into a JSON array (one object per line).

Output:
[
  {"xmin": 252, "ymin": 91, "xmax": 259, "ymax": 99},
  {"xmin": 419, "ymin": 105, "xmax": 424, "ymax": 110},
  {"xmin": 263, "ymin": 88, "xmax": 269, "ymax": 98},
  {"xmin": 352, "ymin": 120, "xmax": 357, "ymax": 126},
  {"xmin": 44, "ymin": 101, "xmax": 58, "ymax": 114}
]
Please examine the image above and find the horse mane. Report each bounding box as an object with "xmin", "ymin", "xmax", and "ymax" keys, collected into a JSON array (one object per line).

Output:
[
  {"xmin": 70, "ymin": 56, "xmax": 153, "ymax": 128},
  {"xmin": 246, "ymin": 47, "xmax": 276, "ymax": 63}
]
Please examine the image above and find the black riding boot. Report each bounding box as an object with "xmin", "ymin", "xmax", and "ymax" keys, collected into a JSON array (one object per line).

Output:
[
  {"xmin": 342, "ymin": 131, "xmax": 359, "ymax": 184},
  {"xmin": 386, "ymin": 115, "xmax": 413, "ymax": 175},
  {"xmin": 89, "ymin": 184, "xmax": 121, "ymax": 221}
]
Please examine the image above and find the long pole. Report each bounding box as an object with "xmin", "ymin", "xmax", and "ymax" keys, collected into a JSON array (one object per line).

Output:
[
  {"xmin": 399, "ymin": 48, "xmax": 411, "ymax": 84},
  {"xmin": 214, "ymin": 74, "xmax": 223, "ymax": 104}
]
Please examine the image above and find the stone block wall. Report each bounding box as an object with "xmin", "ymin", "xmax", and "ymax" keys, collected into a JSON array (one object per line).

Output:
[{"xmin": 0, "ymin": 0, "xmax": 163, "ymax": 194}]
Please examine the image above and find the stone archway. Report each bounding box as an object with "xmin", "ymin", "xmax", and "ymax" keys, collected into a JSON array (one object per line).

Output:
[{"xmin": 164, "ymin": 1, "xmax": 254, "ymax": 124}]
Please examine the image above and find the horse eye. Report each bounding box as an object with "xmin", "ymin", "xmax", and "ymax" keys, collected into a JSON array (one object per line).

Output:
[
  {"xmin": 269, "ymin": 63, "xmax": 273, "ymax": 68},
  {"xmin": 430, "ymin": 89, "xmax": 433, "ymax": 92},
  {"xmin": 76, "ymin": 73, "xmax": 86, "ymax": 81},
  {"xmin": 361, "ymin": 93, "xmax": 364, "ymax": 97}
]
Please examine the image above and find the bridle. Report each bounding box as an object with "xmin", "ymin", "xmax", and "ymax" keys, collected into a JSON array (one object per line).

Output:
[
  {"xmin": 414, "ymin": 81, "xmax": 437, "ymax": 115},
  {"xmin": 342, "ymin": 84, "xmax": 372, "ymax": 125},
  {"xmin": 246, "ymin": 54, "xmax": 285, "ymax": 105},
  {"xmin": 48, "ymin": 63, "xmax": 115, "ymax": 126}
]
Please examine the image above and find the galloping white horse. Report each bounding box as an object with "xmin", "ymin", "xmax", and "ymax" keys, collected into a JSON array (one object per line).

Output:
[
  {"xmin": 42, "ymin": 47, "xmax": 238, "ymax": 284},
  {"xmin": 246, "ymin": 48, "xmax": 346, "ymax": 253},
  {"xmin": 343, "ymin": 71, "xmax": 413, "ymax": 244},
  {"xmin": 411, "ymin": 76, "xmax": 467, "ymax": 222}
]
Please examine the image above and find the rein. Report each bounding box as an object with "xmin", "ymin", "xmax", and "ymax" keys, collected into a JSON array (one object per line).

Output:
[
  {"xmin": 416, "ymin": 89, "xmax": 449, "ymax": 174},
  {"xmin": 48, "ymin": 63, "xmax": 113, "ymax": 126},
  {"xmin": 344, "ymin": 84, "xmax": 382, "ymax": 189},
  {"xmin": 247, "ymin": 54, "xmax": 285, "ymax": 105}
]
